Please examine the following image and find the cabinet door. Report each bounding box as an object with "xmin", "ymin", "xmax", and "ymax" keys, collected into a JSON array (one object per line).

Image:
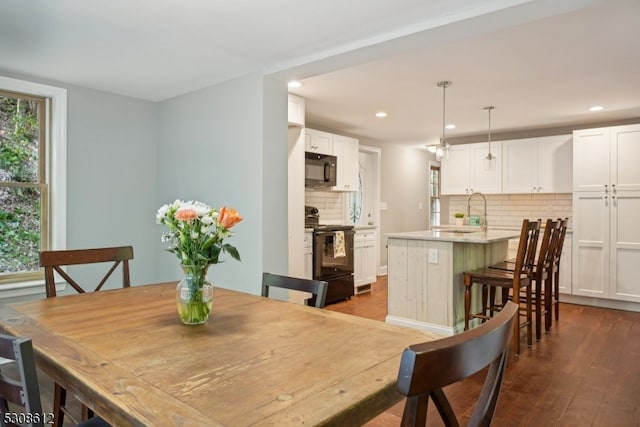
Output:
[
  {"xmin": 332, "ymin": 135, "xmax": 359, "ymax": 191},
  {"xmin": 558, "ymin": 234, "xmax": 572, "ymax": 294},
  {"xmin": 441, "ymin": 145, "xmax": 471, "ymax": 195},
  {"xmin": 287, "ymin": 94, "xmax": 305, "ymax": 127},
  {"xmin": 572, "ymin": 192, "xmax": 609, "ymax": 297},
  {"xmin": 470, "ymin": 142, "xmax": 502, "ymax": 194},
  {"xmin": 502, "ymin": 138, "xmax": 537, "ymax": 193},
  {"xmin": 609, "ymin": 191, "xmax": 640, "ymax": 302},
  {"xmin": 305, "ymin": 129, "xmax": 333, "ymax": 155},
  {"xmin": 353, "ymin": 236, "xmax": 364, "ymax": 286},
  {"xmin": 537, "ymin": 135, "xmax": 572, "ymax": 193},
  {"xmin": 573, "ymin": 128, "xmax": 610, "ymax": 192},
  {"xmin": 304, "ymin": 232, "xmax": 313, "ymax": 280},
  {"xmin": 362, "ymin": 243, "xmax": 377, "ymax": 285},
  {"xmin": 611, "ymin": 125, "xmax": 640, "ymax": 191}
]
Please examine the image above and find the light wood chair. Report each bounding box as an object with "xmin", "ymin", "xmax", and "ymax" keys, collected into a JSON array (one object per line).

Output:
[
  {"xmin": 39, "ymin": 246, "xmax": 133, "ymax": 426},
  {"xmin": 463, "ymin": 219, "xmax": 541, "ymax": 355},
  {"xmin": 261, "ymin": 273, "xmax": 328, "ymax": 308},
  {"xmin": 397, "ymin": 301, "xmax": 518, "ymax": 427},
  {"xmin": 0, "ymin": 334, "xmax": 110, "ymax": 427}
]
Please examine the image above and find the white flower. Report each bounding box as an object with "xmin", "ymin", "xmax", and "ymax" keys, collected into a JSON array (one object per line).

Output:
[
  {"xmin": 191, "ymin": 231, "xmax": 199, "ymax": 239},
  {"xmin": 201, "ymin": 215, "xmax": 214, "ymax": 225}
]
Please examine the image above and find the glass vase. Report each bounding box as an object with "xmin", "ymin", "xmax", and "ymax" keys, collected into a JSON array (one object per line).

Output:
[{"xmin": 176, "ymin": 264, "xmax": 214, "ymax": 325}]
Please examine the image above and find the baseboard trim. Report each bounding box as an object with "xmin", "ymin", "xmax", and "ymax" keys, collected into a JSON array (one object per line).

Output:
[
  {"xmin": 385, "ymin": 315, "xmax": 452, "ymax": 336},
  {"xmin": 560, "ymin": 293, "xmax": 640, "ymax": 313}
]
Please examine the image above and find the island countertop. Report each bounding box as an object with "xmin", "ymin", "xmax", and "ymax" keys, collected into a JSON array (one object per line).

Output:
[{"xmin": 386, "ymin": 228, "xmax": 521, "ymax": 243}]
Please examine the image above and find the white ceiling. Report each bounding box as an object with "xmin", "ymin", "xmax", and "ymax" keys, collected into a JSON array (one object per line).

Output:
[{"xmin": 1, "ymin": 0, "xmax": 638, "ymax": 147}]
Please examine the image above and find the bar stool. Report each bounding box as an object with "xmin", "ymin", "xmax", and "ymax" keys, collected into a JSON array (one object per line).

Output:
[
  {"xmin": 548, "ymin": 218, "xmax": 569, "ymax": 328},
  {"xmin": 463, "ymin": 219, "xmax": 541, "ymax": 355},
  {"xmin": 490, "ymin": 219, "xmax": 556, "ymax": 340}
]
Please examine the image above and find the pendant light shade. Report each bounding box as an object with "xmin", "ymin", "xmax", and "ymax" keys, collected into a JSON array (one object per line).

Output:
[
  {"xmin": 436, "ymin": 80, "xmax": 452, "ymax": 161},
  {"xmin": 483, "ymin": 106, "xmax": 497, "ymax": 171}
]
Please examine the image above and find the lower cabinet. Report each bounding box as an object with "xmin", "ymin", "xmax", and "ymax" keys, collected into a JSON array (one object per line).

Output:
[
  {"xmin": 304, "ymin": 231, "xmax": 313, "ymax": 280},
  {"xmin": 354, "ymin": 229, "xmax": 377, "ymax": 293}
]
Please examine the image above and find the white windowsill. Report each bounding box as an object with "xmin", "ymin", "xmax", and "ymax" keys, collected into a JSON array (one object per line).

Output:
[{"xmin": 0, "ymin": 280, "xmax": 66, "ymax": 299}]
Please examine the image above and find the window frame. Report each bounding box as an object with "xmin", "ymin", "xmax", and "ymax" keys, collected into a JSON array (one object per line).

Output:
[
  {"xmin": 429, "ymin": 163, "xmax": 441, "ymax": 226},
  {"xmin": 0, "ymin": 76, "xmax": 67, "ymax": 290}
]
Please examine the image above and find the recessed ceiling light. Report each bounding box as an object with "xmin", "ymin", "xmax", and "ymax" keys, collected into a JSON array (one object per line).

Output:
[
  {"xmin": 375, "ymin": 111, "xmax": 387, "ymax": 118},
  {"xmin": 287, "ymin": 80, "xmax": 303, "ymax": 89},
  {"xmin": 446, "ymin": 123, "xmax": 456, "ymax": 130},
  {"xmin": 589, "ymin": 105, "xmax": 604, "ymax": 112}
]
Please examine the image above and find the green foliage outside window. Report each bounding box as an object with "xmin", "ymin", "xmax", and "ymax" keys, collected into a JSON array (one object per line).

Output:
[{"xmin": 0, "ymin": 95, "xmax": 42, "ymax": 275}]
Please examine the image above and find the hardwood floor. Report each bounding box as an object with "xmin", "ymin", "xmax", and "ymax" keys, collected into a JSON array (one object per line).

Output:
[{"xmin": 326, "ymin": 276, "xmax": 640, "ymax": 427}]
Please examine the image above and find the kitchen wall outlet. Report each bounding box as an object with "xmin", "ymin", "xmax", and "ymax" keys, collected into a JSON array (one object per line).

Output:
[{"xmin": 429, "ymin": 248, "xmax": 439, "ymax": 264}]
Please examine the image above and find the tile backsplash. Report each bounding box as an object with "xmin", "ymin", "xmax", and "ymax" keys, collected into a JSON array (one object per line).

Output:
[
  {"xmin": 446, "ymin": 193, "xmax": 572, "ymax": 228},
  {"xmin": 305, "ymin": 190, "xmax": 345, "ymax": 224}
]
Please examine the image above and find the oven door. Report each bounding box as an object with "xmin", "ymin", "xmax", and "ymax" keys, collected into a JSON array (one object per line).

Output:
[{"xmin": 313, "ymin": 229, "xmax": 354, "ymax": 279}]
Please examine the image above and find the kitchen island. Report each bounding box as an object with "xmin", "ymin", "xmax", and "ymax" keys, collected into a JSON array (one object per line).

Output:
[{"xmin": 386, "ymin": 228, "xmax": 521, "ymax": 335}]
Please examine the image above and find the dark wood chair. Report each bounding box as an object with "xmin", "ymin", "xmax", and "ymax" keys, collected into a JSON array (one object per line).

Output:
[
  {"xmin": 490, "ymin": 219, "xmax": 557, "ymax": 340},
  {"xmin": 0, "ymin": 334, "xmax": 110, "ymax": 427},
  {"xmin": 40, "ymin": 246, "xmax": 134, "ymax": 297},
  {"xmin": 39, "ymin": 246, "xmax": 133, "ymax": 426},
  {"xmin": 548, "ymin": 218, "xmax": 569, "ymax": 327},
  {"xmin": 463, "ymin": 219, "xmax": 541, "ymax": 355},
  {"xmin": 261, "ymin": 273, "xmax": 328, "ymax": 308},
  {"xmin": 397, "ymin": 301, "xmax": 518, "ymax": 427}
]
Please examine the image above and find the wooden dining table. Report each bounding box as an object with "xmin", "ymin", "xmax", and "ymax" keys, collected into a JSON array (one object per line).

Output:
[{"xmin": 0, "ymin": 282, "xmax": 440, "ymax": 426}]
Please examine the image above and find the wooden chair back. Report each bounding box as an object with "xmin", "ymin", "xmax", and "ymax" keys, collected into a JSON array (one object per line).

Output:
[
  {"xmin": 397, "ymin": 301, "xmax": 518, "ymax": 427},
  {"xmin": 513, "ymin": 219, "xmax": 541, "ymax": 280},
  {"xmin": 0, "ymin": 335, "xmax": 43, "ymax": 427},
  {"xmin": 551, "ymin": 218, "xmax": 569, "ymax": 268},
  {"xmin": 40, "ymin": 246, "xmax": 134, "ymax": 298},
  {"xmin": 537, "ymin": 219, "xmax": 558, "ymax": 278},
  {"xmin": 261, "ymin": 273, "xmax": 328, "ymax": 308}
]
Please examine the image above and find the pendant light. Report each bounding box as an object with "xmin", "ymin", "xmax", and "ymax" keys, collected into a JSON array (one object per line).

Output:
[
  {"xmin": 435, "ymin": 80, "xmax": 452, "ymax": 161},
  {"xmin": 483, "ymin": 106, "xmax": 497, "ymax": 171}
]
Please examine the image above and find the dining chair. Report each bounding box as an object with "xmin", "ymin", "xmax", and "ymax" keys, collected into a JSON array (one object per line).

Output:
[
  {"xmin": 0, "ymin": 334, "xmax": 110, "ymax": 427},
  {"xmin": 396, "ymin": 301, "xmax": 518, "ymax": 427},
  {"xmin": 490, "ymin": 219, "xmax": 557, "ymax": 340},
  {"xmin": 39, "ymin": 246, "xmax": 134, "ymax": 426},
  {"xmin": 548, "ymin": 218, "xmax": 569, "ymax": 328},
  {"xmin": 261, "ymin": 273, "xmax": 328, "ymax": 308},
  {"xmin": 463, "ymin": 219, "xmax": 540, "ymax": 355}
]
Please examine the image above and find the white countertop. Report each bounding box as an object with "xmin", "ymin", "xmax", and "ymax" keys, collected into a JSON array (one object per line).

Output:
[{"xmin": 386, "ymin": 228, "xmax": 521, "ymax": 243}]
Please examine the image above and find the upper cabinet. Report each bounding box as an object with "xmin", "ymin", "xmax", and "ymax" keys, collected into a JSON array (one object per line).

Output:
[
  {"xmin": 332, "ymin": 134, "xmax": 359, "ymax": 191},
  {"xmin": 441, "ymin": 142, "xmax": 502, "ymax": 195},
  {"xmin": 287, "ymin": 94, "xmax": 305, "ymax": 127},
  {"xmin": 305, "ymin": 128, "xmax": 359, "ymax": 192},
  {"xmin": 305, "ymin": 128, "xmax": 333, "ymax": 155},
  {"xmin": 573, "ymin": 125, "xmax": 640, "ymax": 192},
  {"xmin": 502, "ymin": 135, "xmax": 572, "ymax": 194}
]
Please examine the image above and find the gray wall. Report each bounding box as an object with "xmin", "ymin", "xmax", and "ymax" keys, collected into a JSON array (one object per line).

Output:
[
  {"xmin": 156, "ymin": 74, "xmax": 288, "ymax": 294},
  {"xmin": 2, "ymin": 71, "xmax": 289, "ymax": 297},
  {"xmin": 357, "ymin": 139, "xmax": 431, "ymax": 266},
  {"xmin": 65, "ymin": 86, "xmax": 159, "ymax": 288}
]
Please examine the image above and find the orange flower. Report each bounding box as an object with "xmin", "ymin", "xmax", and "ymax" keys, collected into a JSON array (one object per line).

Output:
[
  {"xmin": 175, "ymin": 208, "xmax": 197, "ymax": 222},
  {"xmin": 219, "ymin": 206, "xmax": 242, "ymax": 229}
]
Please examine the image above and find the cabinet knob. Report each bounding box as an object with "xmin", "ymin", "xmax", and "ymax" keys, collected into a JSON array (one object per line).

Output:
[{"xmin": 612, "ymin": 184, "xmax": 617, "ymax": 193}]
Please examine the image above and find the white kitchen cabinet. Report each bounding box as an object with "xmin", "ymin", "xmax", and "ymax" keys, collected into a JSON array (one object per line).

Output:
[
  {"xmin": 573, "ymin": 125, "xmax": 640, "ymax": 192},
  {"xmin": 287, "ymin": 94, "xmax": 305, "ymax": 127},
  {"xmin": 305, "ymin": 128, "xmax": 359, "ymax": 192},
  {"xmin": 441, "ymin": 142, "xmax": 502, "ymax": 195},
  {"xmin": 305, "ymin": 128, "xmax": 333, "ymax": 155},
  {"xmin": 572, "ymin": 191, "xmax": 640, "ymax": 302},
  {"xmin": 332, "ymin": 134, "xmax": 359, "ymax": 192},
  {"xmin": 502, "ymin": 135, "xmax": 572, "ymax": 194},
  {"xmin": 354, "ymin": 229, "xmax": 377, "ymax": 293},
  {"xmin": 558, "ymin": 233, "xmax": 572, "ymax": 294},
  {"xmin": 304, "ymin": 230, "xmax": 313, "ymax": 280},
  {"xmin": 572, "ymin": 124, "xmax": 640, "ymax": 303}
]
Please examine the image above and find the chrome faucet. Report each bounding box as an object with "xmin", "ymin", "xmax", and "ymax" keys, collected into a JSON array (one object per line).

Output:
[{"xmin": 467, "ymin": 192, "xmax": 488, "ymax": 232}]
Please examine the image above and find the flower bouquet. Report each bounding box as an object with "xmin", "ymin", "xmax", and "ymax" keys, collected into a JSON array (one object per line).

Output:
[{"xmin": 156, "ymin": 200, "xmax": 242, "ymax": 324}]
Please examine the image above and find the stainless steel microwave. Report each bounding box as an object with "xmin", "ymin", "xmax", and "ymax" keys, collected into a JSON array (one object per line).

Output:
[{"xmin": 305, "ymin": 152, "xmax": 337, "ymax": 188}]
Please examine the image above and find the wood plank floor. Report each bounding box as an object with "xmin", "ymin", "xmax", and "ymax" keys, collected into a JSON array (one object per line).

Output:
[{"xmin": 326, "ymin": 276, "xmax": 640, "ymax": 427}]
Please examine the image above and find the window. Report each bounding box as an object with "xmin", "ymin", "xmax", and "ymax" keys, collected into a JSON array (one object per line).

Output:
[
  {"xmin": 0, "ymin": 77, "xmax": 66, "ymax": 287},
  {"xmin": 430, "ymin": 165, "xmax": 441, "ymax": 226}
]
